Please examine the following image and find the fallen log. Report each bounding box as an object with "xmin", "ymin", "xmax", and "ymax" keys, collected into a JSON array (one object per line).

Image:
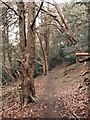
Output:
[
  {"xmin": 80, "ymin": 70, "xmax": 89, "ymax": 76},
  {"xmin": 78, "ymin": 56, "xmax": 90, "ymax": 63},
  {"xmin": 76, "ymin": 52, "xmax": 90, "ymax": 76},
  {"xmin": 76, "ymin": 52, "xmax": 90, "ymax": 62},
  {"xmin": 76, "ymin": 52, "xmax": 90, "ymax": 56}
]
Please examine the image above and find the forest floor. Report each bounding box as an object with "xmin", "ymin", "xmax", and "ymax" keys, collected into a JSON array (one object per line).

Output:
[{"xmin": 2, "ymin": 62, "xmax": 90, "ymax": 119}]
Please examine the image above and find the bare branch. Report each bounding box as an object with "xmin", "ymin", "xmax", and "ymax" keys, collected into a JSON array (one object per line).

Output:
[
  {"xmin": 37, "ymin": 4, "xmax": 68, "ymax": 32},
  {"xmin": 34, "ymin": 59, "xmax": 42, "ymax": 65},
  {"xmin": 36, "ymin": 4, "xmax": 76, "ymax": 45},
  {"xmin": 35, "ymin": 4, "xmax": 57, "ymax": 18},
  {"xmin": 53, "ymin": 0, "xmax": 68, "ymax": 30},
  {"xmin": 74, "ymin": 2, "xmax": 88, "ymax": 6},
  {"xmin": 36, "ymin": 5, "xmax": 65, "ymax": 31},
  {"xmin": 44, "ymin": 1, "xmax": 55, "ymax": 6},
  {"xmin": 31, "ymin": 0, "xmax": 44, "ymax": 28},
  {"xmin": 35, "ymin": 23, "xmax": 63, "ymax": 33},
  {"xmin": 1, "ymin": 8, "xmax": 9, "ymax": 16},
  {"xmin": 4, "ymin": 67, "xmax": 15, "ymax": 80},
  {"xmin": 35, "ymin": 51, "xmax": 43, "ymax": 61},
  {"xmin": 0, "ymin": 0, "xmax": 22, "ymax": 18}
]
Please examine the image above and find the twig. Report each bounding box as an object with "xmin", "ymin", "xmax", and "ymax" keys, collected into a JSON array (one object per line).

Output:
[
  {"xmin": 36, "ymin": 4, "xmax": 57, "ymax": 18},
  {"xmin": 1, "ymin": 8, "xmax": 9, "ymax": 16},
  {"xmin": 2, "ymin": 75, "xmax": 7, "ymax": 84},
  {"xmin": 4, "ymin": 67, "xmax": 15, "ymax": 81},
  {"xmin": 44, "ymin": 1, "xmax": 55, "ymax": 6},
  {"xmin": 35, "ymin": 23, "xmax": 63, "ymax": 33},
  {"xmin": 35, "ymin": 51, "xmax": 43, "ymax": 61},
  {"xmin": 72, "ymin": 112, "xmax": 80, "ymax": 120},
  {"xmin": 2, "ymin": 64, "xmax": 18, "ymax": 71},
  {"xmin": 80, "ymin": 70, "xmax": 89, "ymax": 76},
  {"xmin": 34, "ymin": 59, "xmax": 42, "ymax": 65}
]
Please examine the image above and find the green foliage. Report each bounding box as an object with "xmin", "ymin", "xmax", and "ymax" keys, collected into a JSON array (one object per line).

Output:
[
  {"xmin": 49, "ymin": 48, "xmax": 65, "ymax": 69},
  {"xmin": 66, "ymin": 55, "xmax": 76, "ymax": 64},
  {"xmin": 49, "ymin": 56, "xmax": 63, "ymax": 69},
  {"xmin": 34, "ymin": 62, "xmax": 43, "ymax": 77},
  {"xmin": 12, "ymin": 59, "xmax": 20, "ymax": 78},
  {"xmin": 2, "ymin": 67, "xmax": 9, "ymax": 84}
]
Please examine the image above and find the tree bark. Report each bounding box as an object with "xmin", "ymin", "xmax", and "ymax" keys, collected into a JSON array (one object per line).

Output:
[
  {"xmin": 2, "ymin": 26, "xmax": 6, "ymax": 66},
  {"xmin": 17, "ymin": 1, "xmax": 26, "ymax": 52},
  {"xmin": 37, "ymin": 6, "xmax": 51, "ymax": 76},
  {"xmin": 22, "ymin": 2, "xmax": 36, "ymax": 103},
  {"xmin": 17, "ymin": 1, "xmax": 37, "ymax": 104},
  {"xmin": 44, "ymin": 17, "xmax": 50, "ymax": 75},
  {"xmin": 2, "ymin": 6, "xmax": 12, "ymax": 74},
  {"xmin": 42, "ymin": 12, "xmax": 51, "ymax": 76}
]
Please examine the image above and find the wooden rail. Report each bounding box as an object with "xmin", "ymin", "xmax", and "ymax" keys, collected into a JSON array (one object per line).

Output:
[
  {"xmin": 76, "ymin": 52, "xmax": 90, "ymax": 62},
  {"xmin": 76, "ymin": 52, "xmax": 90, "ymax": 56}
]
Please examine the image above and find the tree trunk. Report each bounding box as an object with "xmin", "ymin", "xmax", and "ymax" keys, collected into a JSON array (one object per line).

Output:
[
  {"xmin": 87, "ymin": 3, "xmax": 90, "ymax": 118},
  {"xmin": 17, "ymin": 1, "xmax": 37, "ymax": 104},
  {"xmin": 17, "ymin": 1, "xmax": 26, "ymax": 52},
  {"xmin": 6, "ymin": 25, "xmax": 12, "ymax": 68},
  {"xmin": 42, "ymin": 12, "xmax": 51, "ymax": 75},
  {"xmin": 24, "ymin": 2, "xmax": 36, "ymax": 103},
  {"xmin": 37, "ymin": 32, "xmax": 47, "ymax": 76},
  {"xmin": 44, "ymin": 21, "xmax": 50, "ymax": 75},
  {"xmin": 2, "ymin": 26, "xmax": 6, "ymax": 66},
  {"xmin": 2, "ymin": 6, "xmax": 12, "ymax": 74},
  {"xmin": 17, "ymin": 1, "xmax": 26, "ymax": 106},
  {"xmin": 17, "ymin": 1, "xmax": 37, "ymax": 105},
  {"xmin": 2, "ymin": 6, "xmax": 6, "ymax": 66}
]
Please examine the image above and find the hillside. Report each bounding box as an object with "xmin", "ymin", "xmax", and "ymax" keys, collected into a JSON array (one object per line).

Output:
[{"xmin": 2, "ymin": 62, "xmax": 90, "ymax": 119}]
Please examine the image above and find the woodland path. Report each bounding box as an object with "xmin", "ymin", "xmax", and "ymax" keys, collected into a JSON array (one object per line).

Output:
[
  {"xmin": 37, "ymin": 63, "xmax": 88, "ymax": 118},
  {"xmin": 2, "ymin": 63, "xmax": 89, "ymax": 119}
]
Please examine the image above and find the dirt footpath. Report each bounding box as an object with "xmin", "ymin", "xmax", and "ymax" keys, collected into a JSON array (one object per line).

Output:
[{"xmin": 2, "ymin": 63, "xmax": 89, "ymax": 119}]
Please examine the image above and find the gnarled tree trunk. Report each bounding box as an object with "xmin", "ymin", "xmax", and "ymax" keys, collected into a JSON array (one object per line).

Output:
[
  {"xmin": 24, "ymin": 1, "xmax": 36, "ymax": 103},
  {"xmin": 17, "ymin": 1, "xmax": 37, "ymax": 105}
]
